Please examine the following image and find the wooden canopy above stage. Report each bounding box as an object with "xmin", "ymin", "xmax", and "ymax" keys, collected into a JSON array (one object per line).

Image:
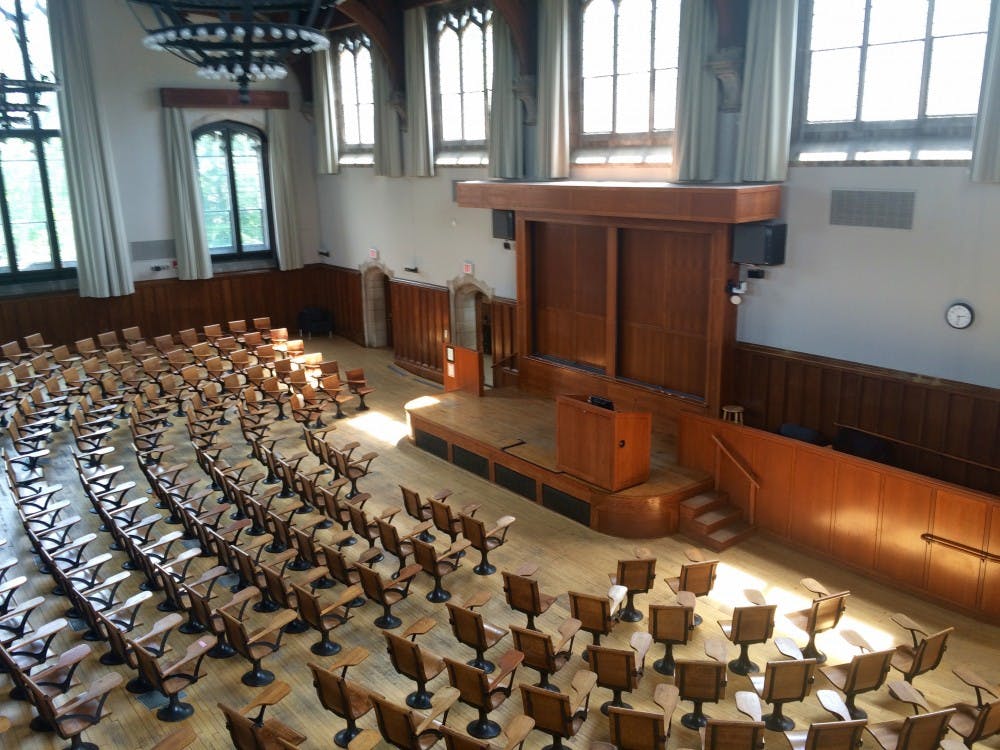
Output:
[{"xmin": 455, "ymin": 180, "xmax": 783, "ymax": 429}]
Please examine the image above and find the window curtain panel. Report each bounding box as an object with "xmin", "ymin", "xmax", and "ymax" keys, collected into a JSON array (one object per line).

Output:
[
  {"xmin": 266, "ymin": 110, "xmax": 303, "ymax": 271},
  {"xmin": 535, "ymin": 0, "xmax": 570, "ymax": 178},
  {"xmin": 675, "ymin": 0, "xmax": 718, "ymax": 182},
  {"xmin": 489, "ymin": 12, "xmax": 524, "ymax": 178},
  {"xmin": 164, "ymin": 108, "xmax": 212, "ymax": 280},
  {"xmin": 49, "ymin": 0, "xmax": 134, "ymax": 297},
  {"xmin": 733, "ymin": 0, "xmax": 797, "ymax": 183},
  {"xmin": 373, "ymin": 48, "xmax": 404, "ymax": 177},
  {"xmin": 971, "ymin": 0, "xmax": 1000, "ymax": 182},
  {"xmin": 405, "ymin": 7, "xmax": 435, "ymax": 177},
  {"xmin": 313, "ymin": 47, "xmax": 340, "ymax": 175}
]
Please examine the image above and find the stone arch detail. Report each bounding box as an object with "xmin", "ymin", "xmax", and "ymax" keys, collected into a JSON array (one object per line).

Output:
[
  {"xmin": 447, "ymin": 273, "xmax": 494, "ymax": 350},
  {"xmin": 360, "ymin": 259, "xmax": 395, "ymax": 348}
]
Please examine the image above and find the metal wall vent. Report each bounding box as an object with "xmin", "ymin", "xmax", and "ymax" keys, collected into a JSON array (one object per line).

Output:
[{"xmin": 830, "ymin": 189, "xmax": 915, "ymax": 229}]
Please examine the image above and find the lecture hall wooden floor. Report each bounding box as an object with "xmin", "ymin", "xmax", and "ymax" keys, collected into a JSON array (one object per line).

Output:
[{"xmin": 1, "ymin": 337, "xmax": 998, "ymax": 750}]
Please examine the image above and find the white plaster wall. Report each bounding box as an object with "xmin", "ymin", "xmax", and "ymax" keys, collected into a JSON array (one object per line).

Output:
[
  {"xmin": 83, "ymin": 0, "xmax": 321, "ymax": 280},
  {"xmin": 316, "ymin": 167, "xmax": 517, "ymax": 299},
  {"xmin": 737, "ymin": 166, "xmax": 1000, "ymax": 388}
]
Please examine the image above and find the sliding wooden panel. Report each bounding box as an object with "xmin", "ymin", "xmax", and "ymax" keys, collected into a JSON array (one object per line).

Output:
[
  {"xmin": 531, "ymin": 221, "xmax": 607, "ymax": 371},
  {"xmin": 618, "ymin": 228, "xmax": 709, "ymax": 398},
  {"xmin": 389, "ymin": 279, "xmax": 449, "ymax": 381},
  {"xmin": 734, "ymin": 343, "xmax": 1000, "ymax": 495}
]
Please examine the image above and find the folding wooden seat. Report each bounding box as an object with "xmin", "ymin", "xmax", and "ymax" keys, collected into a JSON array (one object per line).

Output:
[
  {"xmin": 519, "ymin": 671, "xmax": 599, "ymax": 750},
  {"xmin": 606, "ymin": 683, "xmax": 680, "ymax": 750},
  {"xmin": 867, "ymin": 708, "xmax": 955, "ymax": 750},
  {"xmin": 649, "ymin": 591, "xmax": 697, "ymax": 675},
  {"xmin": 889, "ymin": 613, "xmax": 953, "ymax": 684},
  {"xmin": 568, "ymin": 585, "xmax": 628, "ymax": 658},
  {"xmin": 400, "ymin": 485, "xmax": 453, "ymax": 542},
  {"xmin": 344, "ymin": 367, "xmax": 375, "ymax": 410},
  {"xmin": 253, "ymin": 316, "xmax": 272, "ymax": 336},
  {"xmin": 460, "ymin": 512, "xmax": 514, "ymax": 576},
  {"xmin": 291, "ymin": 582, "xmax": 361, "ymax": 656},
  {"xmin": 318, "ymin": 373, "xmax": 354, "ymax": 418},
  {"xmin": 665, "ymin": 554, "xmax": 719, "ymax": 625},
  {"xmin": 355, "ymin": 557, "xmax": 421, "ymax": 629},
  {"xmin": 587, "ymin": 633, "xmax": 654, "ymax": 714},
  {"xmin": 23, "ymin": 332, "xmax": 53, "ymax": 355},
  {"xmin": 946, "ymin": 666, "xmax": 1000, "ymax": 748},
  {"xmin": 122, "ymin": 325, "xmax": 145, "ymax": 345},
  {"xmin": 370, "ymin": 689, "xmax": 461, "ymax": 750},
  {"xmin": 217, "ymin": 680, "xmax": 306, "ymax": 749},
  {"xmin": 786, "ymin": 580, "xmax": 850, "ymax": 663},
  {"xmin": 784, "ymin": 718, "xmax": 867, "ymax": 750},
  {"xmin": 229, "ymin": 319, "xmax": 248, "ymax": 338},
  {"xmin": 820, "ymin": 630, "xmax": 894, "ymax": 719},
  {"xmin": 347, "ymin": 503, "xmax": 389, "ymax": 559},
  {"xmin": 319, "ymin": 543, "xmax": 377, "ymax": 608},
  {"xmin": 413, "ymin": 535, "xmax": 470, "ymax": 602},
  {"xmin": 719, "ymin": 596, "xmax": 777, "ymax": 675},
  {"xmin": 23, "ymin": 665, "xmax": 122, "ymax": 748},
  {"xmin": 131, "ymin": 633, "xmax": 217, "ymax": 721},
  {"xmin": 430, "ymin": 495, "xmax": 480, "ymax": 546},
  {"xmin": 309, "ymin": 646, "xmax": 374, "ymax": 747},
  {"xmin": 445, "ymin": 649, "xmax": 524, "ymax": 739},
  {"xmin": 674, "ymin": 658, "xmax": 728, "ymax": 729},
  {"xmin": 510, "ymin": 617, "xmax": 581, "ymax": 690},
  {"xmin": 378, "ymin": 514, "xmax": 432, "ymax": 579},
  {"xmin": 2, "ymin": 339, "xmax": 31, "ymax": 362},
  {"xmin": 440, "ymin": 714, "xmax": 535, "ymax": 750},
  {"xmin": 749, "ymin": 657, "xmax": 818, "ymax": 731},
  {"xmin": 446, "ymin": 599, "xmax": 509, "ymax": 673},
  {"xmin": 609, "ymin": 550, "xmax": 657, "ymax": 622},
  {"xmin": 385, "ymin": 618, "xmax": 448, "ymax": 709},
  {"xmin": 333, "ymin": 445, "xmax": 378, "ymax": 498},
  {"xmin": 219, "ymin": 587, "xmax": 298, "ymax": 686},
  {"xmin": 502, "ymin": 565, "xmax": 558, "ymax": 630}
]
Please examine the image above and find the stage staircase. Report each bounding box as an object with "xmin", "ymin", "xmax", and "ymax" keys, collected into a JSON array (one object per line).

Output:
[{"xmin": 679, "ymin": 433, "xmax": 760, "ymax": 552}]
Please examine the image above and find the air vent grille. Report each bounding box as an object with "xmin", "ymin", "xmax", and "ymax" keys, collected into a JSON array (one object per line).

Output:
[{"xmin": 830, "ymin": 189, "xmax": 915, "ymax": 229}]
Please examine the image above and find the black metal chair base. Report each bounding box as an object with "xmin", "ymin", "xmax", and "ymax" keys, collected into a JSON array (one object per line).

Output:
[
  {"xmin": 728, "ymin": 656, "xmax": 759, "ymax": 676},
  {"xmin": 208, "ymin": 642, "xmax": 236, "ymax": 659},
  {"xmin": 620, "ymin": 605, "xmax": 643, "ymax": 622},
  {"xmin": 127, "ymin": 677, "xmax": 154, "ymax": 694},
  {"xmin": 374, "ymin": 613, "xmax": 401, "ymax": 629},
  {"xmin": 334, "ymin": 726, "xmax": 362, "ymax": 748},
  {"xmin": 653, "ymin": 656, "xmax": 676, "ymax": 675},
  {"xmin": 473, "ymin": 562, "xmax": 496, "ymax": 576},
  {"xmin": 681, "ymin": 709, "xmax": 709, "ymax": 730},
  {"xmin": 426, "ymin": 585, "xmax": 452, "ymax": 603},
  {"xmin": 282, "ymin": 618, "xmax": 310, "ymax": 634},
  {"xmin": 845, "ymin": 701, "xmax": 867, "ymax": 720},
  {"xmin": 406, "ymin": 689, "xmax": 433, "ymax": 710},
  {"xmin": 157, "ymin": 697, "xmax": 195, "ymax": 722},
  {"xmin": 468, "ymin": 718, "xmax": 502, "ymax": 740},
  {"xmin": 467, "ymin": 657, "xmax": 495, "ymax": 674},
  {"xmin": 311, "ymin": 638, "xmax": 342, "ymax": 656},
  {"xmin": 312, "ymin": 576, "xmax": 335, "ymax": 589},
  {"xmin": 100, "ymin": 651, "xmax": 125, "ymax": 666},
  {"xmin": 242, "ymin": 665, "xmax": 275, "ymax": 687},
  {"xmin": 802, "ymin": 641, "xmax": 826, "ymax": 664},
  {"xmin": 417, "ymin": 530, "xmax": 436, "ymax": 543},
  {"xmin": 180, "ymin": 619, "xmax": 206, "ymax": 635},
  {"xmin": 339, "ymin": 535, "xmax": 357, "ymax": 547},
  {"xmin": 348, "ymin": 596, "xmax": 366, "ymax": 608},
  {"xmin": 29, "ymin": 715, "xmax": 54, "ymax": 732},
  {"xmin": 601, "ymin": 697, "xmax": 632, "ymax": 715},
  {"xmin": 764, "ymin": 711, "xmax": 795, "ymax": 732},
  {"xmin": 693, "ymin": 613, "xmax": 704, "ymax": 626}
]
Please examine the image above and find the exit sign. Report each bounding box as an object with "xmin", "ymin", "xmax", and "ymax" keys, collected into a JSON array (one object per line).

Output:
[
  {"xmin": 369, "ymin": 248, "xmax": 379, "ymax": 259},
  {"xmin": 463, "ymin": 262, "xmax": 473, "ymax": 275}
]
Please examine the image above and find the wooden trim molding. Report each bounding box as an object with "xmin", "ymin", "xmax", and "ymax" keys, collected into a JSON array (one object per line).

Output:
[{"xmin": 159, "ymin": 87, "xmax": 290, "ymax": 109}]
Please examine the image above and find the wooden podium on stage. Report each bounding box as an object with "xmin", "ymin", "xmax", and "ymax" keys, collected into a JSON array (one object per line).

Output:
[{"xmin": 556, "ymin": 395, "xmax": 652, "ymax": 492}]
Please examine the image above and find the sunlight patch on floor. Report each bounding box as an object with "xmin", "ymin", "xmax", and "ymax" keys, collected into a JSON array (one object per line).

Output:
[{"xmin": 350, "ymin": 411, "xmax": 411, "ymax": 445}]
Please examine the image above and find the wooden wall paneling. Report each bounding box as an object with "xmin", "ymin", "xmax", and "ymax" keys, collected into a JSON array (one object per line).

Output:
[
  {"xmin": 982, "ymin": 507, "xmax": 1000, "ymax": 620},
  {"xmin": 788, "ymin": 449, "xmax": 836, "ymax": 554},
  {"xmin": 751, "ymin": 437, "xmax": 794, "ymax": 537},
  {"xmin": 389, "ymin": 280, "xmax": 449, "ymax": 381},
  {"xmin": 715, "ymin": 427, "xmax": 757, "ymax": 518},
  {"xmin": 489, "ymin": 298, "xmax": 518, "ymax": 387},
  {"xmin": 876, "ymin": 475, "xmax": 933, "ymax": 589},
  {"xmin": 604, "ymin": 227, "xmax": 618, "ymax": 378},
  {"xmin": 831, "ymin": 462, "xmax": 882, "ymax": 569},
  {"xmin": 927, "ymin": 488, "xmax": 988, "ymax": 610}
]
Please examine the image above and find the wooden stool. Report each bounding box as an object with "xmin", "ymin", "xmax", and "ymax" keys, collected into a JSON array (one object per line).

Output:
[{"xmin": 722, "ymin": 405, "xmax": 744, "ymax": 425}]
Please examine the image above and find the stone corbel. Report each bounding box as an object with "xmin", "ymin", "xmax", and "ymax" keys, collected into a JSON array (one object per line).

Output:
[
  {"xmin": 390, "ymin": 89, "xmax": 408, "ymax": 131},
  {"xmin": 514, "ymin": 74, "xmax": 537, "ymax": 125}
]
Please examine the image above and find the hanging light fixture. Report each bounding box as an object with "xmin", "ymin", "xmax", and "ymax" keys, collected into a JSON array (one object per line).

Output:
[{"xmin": 127, "ymin": 1, "xmax": 333, "ymax": 102}]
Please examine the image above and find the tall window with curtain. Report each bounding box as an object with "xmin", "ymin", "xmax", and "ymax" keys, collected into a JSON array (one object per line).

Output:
[
  {"xmin": 335, "ymin": 32, "xmax": 375, "ymax": 164},
  {"xmin": 575, "ymin": 0, "xmax": 682, "ymax": 162},
  {"xmin": 0, "ymin": 0, "xmax": 75, "ymax": 283},
  {"xmin": 432, "ymin": 2, "xmax": 493, "ymax": 158},
  {"xmin": 193, "ymin": 122, "xmax": 273, "ymax": 260},
  {"xmin": 794, "ymin": 0, "xmax": 992, "ymax": 161}
]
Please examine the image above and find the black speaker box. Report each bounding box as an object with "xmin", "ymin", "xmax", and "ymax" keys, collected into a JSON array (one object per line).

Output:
[
  {"xmin": 491, "ymin": 209, "xmax": 515, "ymax": 240},
  {"xmin": 732, "ymin": 221, "xmax": 786, "ymax": 265}
]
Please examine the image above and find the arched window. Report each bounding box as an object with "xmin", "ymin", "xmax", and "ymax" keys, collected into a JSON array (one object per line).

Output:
[
  {"xmin": 336, "ymin": 33, "xmax": 375, "ymax": 157},
  {"xmin": 0, "ymin": 0, "xmax": 76, "ymax": 282},
  {"xmin": 193, "ymin": 122, "xmax": 273, "ymax": 258},
  {"xmin": 433, "ymin": 2, "xmax": 493, "ymax": 149},
  {"xmin": 577, "ymin": 0, "xmax": 681, "ymax": 148}
]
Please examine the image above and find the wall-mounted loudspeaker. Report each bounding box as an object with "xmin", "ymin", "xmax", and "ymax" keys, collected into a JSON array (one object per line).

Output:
[
  {"xmin": 732, "ymin": 221, "xmax": 786, "ymax": 265},
  {"xmin": 492, "ymin": 209, "xmax": 515, "ymax": 240}
]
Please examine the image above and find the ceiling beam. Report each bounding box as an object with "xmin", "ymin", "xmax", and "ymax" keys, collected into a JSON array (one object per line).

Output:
[
  {"xmin": 337, "ymin": 0, "xmax": 405, "ymax": 92},
  {"xmin": 493, "ymin": 0, "xmax": 536, "ymax": 78}
]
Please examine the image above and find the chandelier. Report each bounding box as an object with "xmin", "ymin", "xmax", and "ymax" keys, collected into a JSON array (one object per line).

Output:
[
  {"xmin": 0, "ymin": 73, "xmax": 58, "ymax": 129},
  {"xmin": 127, "ymin": 1, "xmax": 333, "ymax": 102}
]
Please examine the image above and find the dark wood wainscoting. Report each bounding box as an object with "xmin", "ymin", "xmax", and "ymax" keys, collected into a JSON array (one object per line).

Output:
[
  {"xmin": 489, "ymin": 297, "xmax": 517, "ymax": 387},
  {"xmin": 389, "ymin": 279, "xmax": 449, "ymax": 381},
  {"xmin": 734, "ymin": 343, "xmax": 1000, "ymax": 495},
  {"xmin": 0, "ymin": 264, "xmax": 365, "ymax": 349},
  {"xmin": 679, "ymin": 412, "xmax": 1000, "ymax": 623}
]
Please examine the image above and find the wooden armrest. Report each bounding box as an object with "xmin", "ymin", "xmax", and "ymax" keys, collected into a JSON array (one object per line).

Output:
[
  {"xmin": 608, "ymin": 584, "xmax": 627, "ymax": 613},
  {"xmin": 432, "ymin": 489, "xmax": 453, "ymax": 501},
  {"xmin": 133, "ymin": 613, "xmax": 184, "ymax": 647},
  {"xmin": 357, "ymin": 547, "xmax": 382, "ymax": 565},
  {"xmin": 817, "ymin": 689, "xmax": 853, "ymax": 721},
  {"xmin": 888, "ymin": 680, "xmax": 930, "ymax": 712},
  {"xmin": 735, "ymin": 691, "xmax": 763, "ymax": 722},
  {"xmin": 890, "ymin": 612, "xmax": 927, "ymax": 635},
  {"xmin": 150, "ymin": 724, "xmax": 196, "ymax": 750},
  {"xmin": 685, "ymin": 547, "xmax": 707, "ymax": 562},
  {"xmin": 462, "ymin": 591, "xmax": 492, "ymax": 609},
  {"xmin": 162, "ymin": 636, "xmax": 217, "ymax": 676},
  {"xmin": 654, "ymin": 683, "xmax": 679, "ymax": 718},
  {"xmin": 347, "ymin": 730, "xmax": 382, "ymax": 750},
  {"xmin": 630, "ymin": 631, "xmax": 653, "ymax": 664},
  {"xmin": 953, "ymin": 666, "xmax": 999, "ymax": 699},
  {"xmin": 218, "ymin": 586, "xmax": 259, "ymax": 612},
  {"xmin": 774, "ymin": 637, "xmax": 804, "ymax": 660},
  {"xmin": 446, "ymin": 538, "xmax": 472, "ymax": 558},
  {"xmin": 675, "ymin": 590, "xmax": 697, "ymax": 609},
  {"xmin": 404, "ymin": 520, "xmax": 435, "ymax": 538},
  {"xmin": 514, "ymin": 562, "xmax": 539, "ymax": 577},
  {"xmin": 569, "ymin": 670, "xmax": 598, "ymax": 711},
  {"xmin": 941, "ymin": 740, "xmax": 969, "ymax": 750},
  {"xmin": 415, "ymin": 686, "xmax": 460, "ymax": 734},
  {"xmin": 491, "ymin": 515, "xmax": 516, "ymax": 534},
  {"xmin": 328, "ymin": 584, "xmax": 364, "ymax": 611},
  {"xmin": 840, "ymin": 629, "xmax": 874, "ymax": 652},
  {"xmin": 378, "ymin": 506, "xmax": 402, "ymax": 520},
  {"xmin": 491, "ymin": 649, "xmax": 525, "ymax": 687},
  {"xmin": 704, "ymin": 637, "xmax": 730, "ymax": 663},
  {"xmin": 250, "ymin": 610, "xmax": 298, "ymax": 642},
  {"xmin": 403, "ymin": 617, "xmax": 437, "ymax": 639},
  {"xmin": 502, "ymin": 715, "xmax": 535, "ymax": 750},
  {"xmin": 744, "ymin": 589, "xmax": 767, "ymax": 606},
  {"xmin": 396, "ymin": 563, "xmax": 423, "ymax": 583},
  {"xmin": 328, "ymin": 645, "xmax": 370, "ymax": 672},
  {"xmin": 54, "ymin": 672, "xmax": 123, "ymax": 713},
  {"xmin": 242, "ymin": 679, "xmax": 292, "ymax": 713},
  {"xmin": 801, "ymin": 577, "xmax": 830, "ymax": 596},
  {"xmin": 460, "ymin": 502, "xmax": 480, "ymax": 516},
  {"xmin": 555, "ymin": 618, "xmax": 582, "ymax": 650}
]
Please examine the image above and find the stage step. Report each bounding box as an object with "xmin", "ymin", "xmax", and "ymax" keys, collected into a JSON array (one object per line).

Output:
[
  {"xmin": 679, "ymin": 491, "xmax": 728, "ymax": 520},
  {"xmin": 679, "ymin": 490, "xmax": 755, "ymax": 551}
]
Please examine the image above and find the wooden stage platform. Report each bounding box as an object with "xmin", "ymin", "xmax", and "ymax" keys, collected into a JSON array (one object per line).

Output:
[{"xmin": 404, "ymin": 389, "xmax": 712, "ymax": 538}]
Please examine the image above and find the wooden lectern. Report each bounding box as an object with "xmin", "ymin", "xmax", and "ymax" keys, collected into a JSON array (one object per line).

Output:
[{"xmin": 556, "ymin": 395, "xmax": 651, "ymax": 492}]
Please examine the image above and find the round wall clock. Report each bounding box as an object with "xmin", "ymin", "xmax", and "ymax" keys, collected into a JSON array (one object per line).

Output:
[{"xmin": 945, "ymin": 302, "xmax": 974, "ymax": 330}]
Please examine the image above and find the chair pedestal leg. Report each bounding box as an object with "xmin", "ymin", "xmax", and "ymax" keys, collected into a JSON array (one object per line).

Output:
[
  {"xmin": 356, "ymin": 394, "xmax": 369, "ymax": 411},
  {"xmin": 157, "ymin": 693, "xmax": 195, "ymax": 722},
  {"xmin": 537, "ymin": 670, "xmax": 559, "ymax": 692},
  {"xmin": 282, "ymin": 617, "xmax": 310, "ymax": 634},
  {"xmin": 208, "ymin": 639, "xmax": 236, "ymax": 659},
  {"xmin": 473, "ymin": 550, "xmax": 496, "ymax": 576},
  {"xmin": 242, "ymin": 659, "xmax": 275, "ymax": 687},
  {"xmin": 334, "ymin": 719, "xmax": 362, "ymax": 748},
  {"xmin": 417, "ymin": 529, "xmax": 435, "ymax": 543},
  {"xmin": 845, "ymin": 694, "xmax": 867, "ymax": 719},
  {"xmin": 601, "ymin": 690, "xmax": 632, "ymax": 715},
  {"xmin": 468, "ymin": 710, "xmax": 501, "ymax": 740},
  {"xmin": 373, "ymin": 606, "xmax": 401, "ymax": 630},
  {"xmin": 541, "ymin": 735, "xmax": 566, "ymax": 750},
  {"xmin": 407, "ymin": 681, "xmax": 433, "ymax": 710},
  {"xmin": 763, "ymin": 702, "xmax": 795, "ymax": 732},
  {"xmin": 100, "ymin": 649, "xmax": 126, "ymax": 666},
  {"xmin": 620, "ymin": 591, "xmax": 643, "ymax": 622},
  {"xmin": 801, "ymin": 634, "xmax": 826, "ymax": 664},
  {"xmin": 681, "ymin": 701, "xmax": 709, "ymax": 729},
  {"xmin": 468, "ymin": 650, "xmax": 496, "ymax": 674},
  {"xmin": 582, "ymin": 634, "xmax": 601, "ymax": 662},
  {"xmin": 346, "ymin": 479, "xmax": 360, "ymax": 498},
  {"xmin": 311, "ymin": 632, "xmax": 341, "ymax": 656},
  {"xmin": 728, "ymin": 644, "xmax": 759, "ymax": 676},
  {"xmin": 653, "ymin": 643, "xmax": 676, "ymax": 675},
  {"xmin": 127, "ymin": 675, "xmax": 154, "ymax": 694},
  {"xmin": 426, "ymin": 576, "xmax": 452, "ymax": 603}
]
